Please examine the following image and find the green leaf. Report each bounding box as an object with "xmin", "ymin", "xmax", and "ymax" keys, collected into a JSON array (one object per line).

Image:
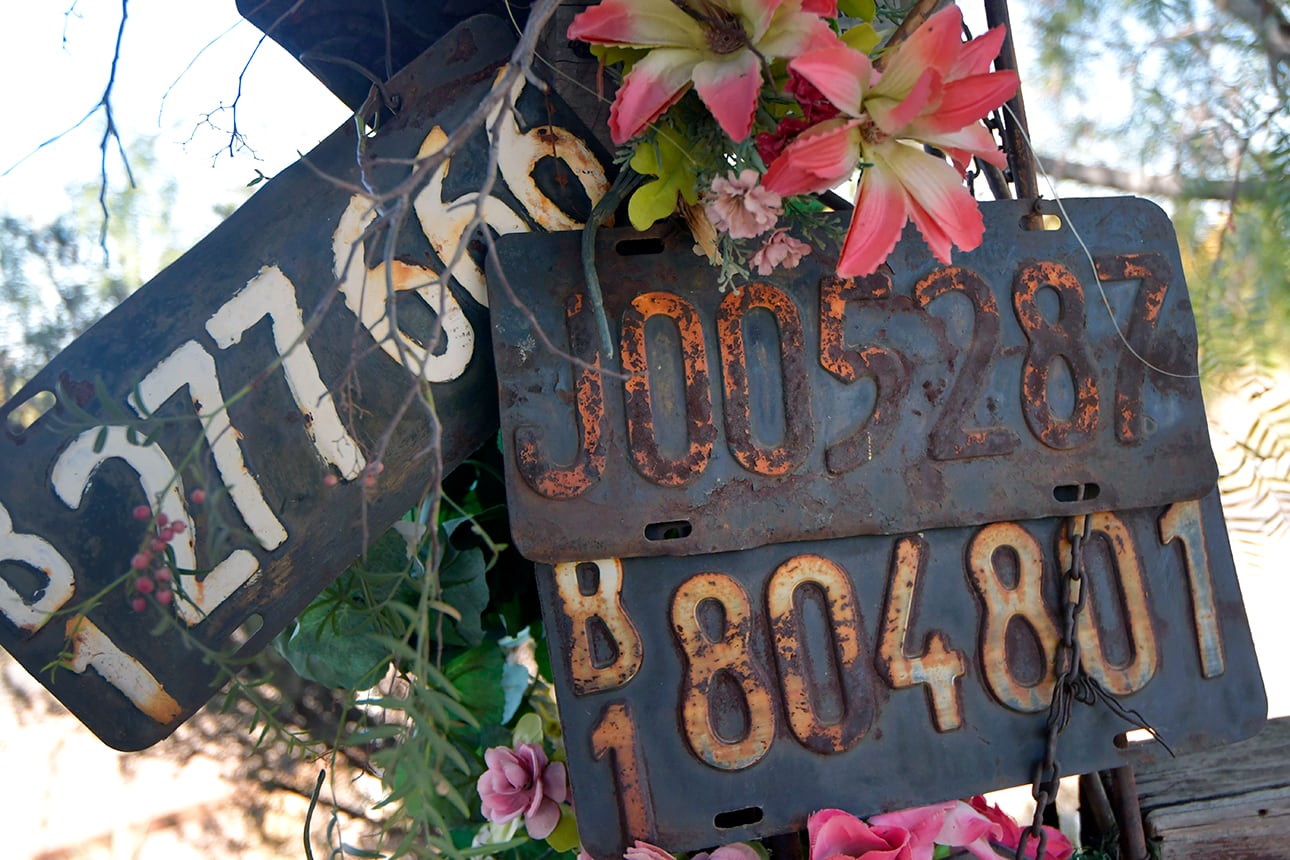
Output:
[
  {"xmin": 446, "ymin": 643, "xmax": 506, "ymax": 726},
  {"xmin": 501, "ymin": 661, "xmax": 532, "ymax": 723},
  {"xmin": 545, "ymin": 806, "xmax": 580, "ymax": 853},
  {"xmin": 512, "ymin": 712, "xmax": 544, "ymax": 747},
  {"xmin": 441, "ymin": 546, "xmax": 489, "ymax": 646},
  {"xmin": 627, "ymin": 132, "xmax": 700, "ymax": 230},
  {"xmin": 838, "ymin": 0, "xmax": 876, "ymax": 20},
  {"xmin": 841, "ymin": 22, "xmax": 880, "ymax": 53},
  {"xmin": 274, "ymin": 595, "xmax": 392, "ymax": 689}
]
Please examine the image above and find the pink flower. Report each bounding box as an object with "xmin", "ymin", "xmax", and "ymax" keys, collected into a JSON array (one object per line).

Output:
[
  {"xmin": 869, "ymin": 801, "xmax": 1001, "ymax": 860},
  {"xmin": 809, "ymin": 808, "xmax": 913, "ymax": 860},
  {"xmin": 706, "ymin": 169, "xmax": 783, "ymax": 238},
  {"xmin": 568, "ymin": 0, "xmax": 840, "ymax": 143},
  {"xmin": 755, "ymin": 69, "xmax": 842, "ymax": 162},
  {"xmin": 692, "ymin": 843, "xmax": 762, "ymax": 860},
  {"xmin": 477, "ymin": 743, "xmax": 568, "ymax": 840},
  {"xmin": 967, "ymin": 796, "xmax": 1073, "ymax": 860},
  {"xmin": 624, "ymin": 841, "xmax": 677, "ymax": 860},
  {"xmin": 751, "ymin": 227, "xmax": 811, "ymax": 274},
  {"xmin": 762, "ymin": 5, "xmax": 1019, "ymax": 276}
]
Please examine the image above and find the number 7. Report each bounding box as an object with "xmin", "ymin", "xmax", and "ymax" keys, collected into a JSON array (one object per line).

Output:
[
  {"xmin": 1095, "ymin": 252, "xmax": 1173, "ymax": 443},
  {"xmin": 205, "ymin": 265, "xmax": 366, "ymax": 480},
  {"xmin": 131, "ymin": 340, "xmax": 288, "ymax": 551}
]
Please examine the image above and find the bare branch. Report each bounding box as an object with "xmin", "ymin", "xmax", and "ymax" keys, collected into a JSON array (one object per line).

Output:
[{"xmin": 1035, "ymin": 152, "xmax": 1266, "ymax": 200}]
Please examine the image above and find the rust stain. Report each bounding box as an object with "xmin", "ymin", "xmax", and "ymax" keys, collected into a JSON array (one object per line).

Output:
[
  {"xmin": 1012, "ymin": 260, "xmax": 1100, "ymax": 449},
  {"xmin": 619, "ymin": 292, "xmax": 715, "ymax": 486},
  {"xmin": 716, "ymin": 283, "xmax": 812, "ymax": 476},
  {"xmin": 766, "ymin": 554, "xmax": 871, "ymax": 753},
  {"xmin": 670, "ymin": 572, "xmax": 775, "ymax": 770},
  {"xmin": 818, "ymin": 274, "xmax": 907, "ymax": 474},
  {"xmin": 516, "ymin": 293, "xmax": 607, "ymax": 499},
  {"xmin": 876, "ymin": 536, "xmax": 966, "ymax": 732},
  {"xmin": 914, "ymin": 266, "xmax": 1019, "ymax": 460},
  {"xmin": 1094, "ymin": 252, "xmax": 1175, "ymax": 443},
  {"xmin": 552, "ymin": 559, "xmax": 643, "ymax": 695},
  {"xmin": 966, "ymin": 522, "xmax": 1059, "ymax": 713}
]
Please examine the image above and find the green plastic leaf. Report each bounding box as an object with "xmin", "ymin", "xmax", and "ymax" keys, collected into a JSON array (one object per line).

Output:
[
  {"xmin": 512, "ymin": 712, "xmax": 544, "ymax": 747},
  {"xmin": 446, "ymin": 643, "xmax": 505, "ymax": 726},
  {"xmin": 441, "ymin": 546, "xmax": 489, "ymax": 646},
  {"xmin": 589, "ymin": 43, "xmax": 648, "ymax": 70},
  {"xmin": 838, "ymin": 0, "xmax": 876, "ymax": 21},
  {"xmin": 546, "ymin": 806, "xmax": 580, "ymax": 853},
  {"xmin": 501, "ymin": 661, "xmax": 532, "ymax": 723},
  {"xmin": 931, "ymin": 846, "xmax": 952, "ymax": 860},
  {"xmin": 275, "ymin": 601, "xmax": 391, "ymax": 689},
  {"xmin": 628, "ymin": 133, "xmax": 700, "ymax": 230},
  {"xmin": 841, "ymin": 22, "xmax": 880, "ymax": 53}
]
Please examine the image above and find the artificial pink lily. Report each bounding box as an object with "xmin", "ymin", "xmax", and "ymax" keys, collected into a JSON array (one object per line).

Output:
[
  {"xmin": 761, "ymin": 5, "xmax": 1019, "ymax": 276},
  {"xmin": 568, "ymin": 0, "xmax": 840, "ymax": 144},
  {"xmin": 869, "ymin": 801, "xmax": 1002, "ymax": 860}
]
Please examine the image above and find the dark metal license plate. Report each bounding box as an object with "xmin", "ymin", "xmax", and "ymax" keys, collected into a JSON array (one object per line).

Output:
[
  {"xmin": 0, "ymin": 17, "xmax": 611, "ymax": 750},
  {"xmin": 491, "ymin": 197, "xmax": 1216, "ymax": 562},
  {"xmin": 537, "ymin": 488, "xmax": 1265, "ymax": 859}
]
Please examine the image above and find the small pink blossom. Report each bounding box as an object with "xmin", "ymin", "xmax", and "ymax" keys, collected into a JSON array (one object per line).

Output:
[
  {"xmin": 705, "ymin": 169, "xmax": 783, "ymax": 239},
  {"xmin": 624, "ymin": 841, "xmax": 676, "ymax": 860},
  {"xmin": 692, "ymin": 843, "xmax": 762, "ymax": 860},
  {"xmin": 810, "ymin": 808, "xmax": 913, "ymax": 860},
  {"xmin": 751, "ymin": 228, "xmax": 811, "ymax": 274},
  {"xmin": 477, "ymin": 743, "xmax": 568, "ymax": 840}
]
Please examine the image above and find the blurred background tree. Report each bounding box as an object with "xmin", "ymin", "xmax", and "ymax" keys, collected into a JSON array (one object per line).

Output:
[{"xmin": 1021, "ymin": 0, "xmax": 1290, "ymax": 377}]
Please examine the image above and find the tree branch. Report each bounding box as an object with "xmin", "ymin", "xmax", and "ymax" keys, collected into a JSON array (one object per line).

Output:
[{"xmin": 1034, "ymin": 152, "xmax": 1265, "ymax": 200}]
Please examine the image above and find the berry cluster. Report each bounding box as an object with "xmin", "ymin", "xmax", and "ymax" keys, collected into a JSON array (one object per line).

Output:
[{"xmin": 126, "ymin": 489, "xmax": 204, "ymax": 613}]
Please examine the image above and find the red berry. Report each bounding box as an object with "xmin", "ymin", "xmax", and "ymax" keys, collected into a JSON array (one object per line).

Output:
[
  {"xmin": 190, "ymin": 489, "xmax": 206, "ymax": 505},
  {"xmin": 156, "ymin": 589, "xmax": 173, "ymax": 606},
  {"xmin": 159, "ymin": 527, "xmax": 175, "ymax": 542},
  {"xmin": 131, "ymin": 552, "xmax": 153, "ymax": 570},
  {"xmin": 375, "ymin": 462, "xmax": 385, "ymax": 474},
  {"xmin": 154, "ymin": 567, "xmax": 173, "ymax": 584},
  {"xmin": 323, "ymin": 474, "xmax": 339, "ymax": 488},
  {"xmin": 155, "ymin": 512, "xmax": 169, "ymax": 527},
  {"xmin": 132, "ymin": 505, "xmax": 151, "ymax": 521},
  {"xmin": 171, "ymin": 520, "xmax": 186, "ymax": 534},
  {"xmin": 135, "ymin": 576, "xmax": 155, "ymax": 594},
  {"xmin": 150, "ymin": 538, "xmax": 167, "ymax": 553},
  {"xmin": 131, "ymin": 596, "xmax": 147, "ymax": 612},
  {"xmin": 363, "ymin": 473, "xmax": 376, "ymax": 488}
]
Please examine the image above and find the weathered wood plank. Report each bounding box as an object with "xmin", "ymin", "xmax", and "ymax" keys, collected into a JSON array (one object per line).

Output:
[{"xmin": 1132, "ymin": 718, "xmax": 1290, "ymax": 859}]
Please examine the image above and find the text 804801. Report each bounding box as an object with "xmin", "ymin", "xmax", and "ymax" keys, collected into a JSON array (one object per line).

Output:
[{"xmin": 538, "ymin": 489, "xmax": 1266, "ymax": 860}]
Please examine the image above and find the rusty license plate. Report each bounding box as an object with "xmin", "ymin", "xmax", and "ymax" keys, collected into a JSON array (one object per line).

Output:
[
  {"xmin": 0, "ymin": 17, "xmax": 612, "ymax": 750},
  {"xmin": 537, "ymin": 488, "xmax": 1265, "ymax": 859},
  {"xmin": 490, "ymin": 197, "xmax": 1216, "ymax": 562}
]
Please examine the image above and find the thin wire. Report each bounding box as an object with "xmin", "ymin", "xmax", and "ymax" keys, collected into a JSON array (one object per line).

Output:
[{"xmin": 1003, "ymin": 103, "xmax": 1200, "ymax": 381}]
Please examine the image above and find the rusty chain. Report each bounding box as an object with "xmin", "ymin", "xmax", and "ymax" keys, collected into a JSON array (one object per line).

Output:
[{"xmin": 1014, "ymin": 509, "xmax": 1091, "ymax": 860}]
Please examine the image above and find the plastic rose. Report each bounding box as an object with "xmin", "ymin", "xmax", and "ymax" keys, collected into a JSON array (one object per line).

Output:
[
  {"xmin": 968, "ymin": 796, "xmax": 1073, "ymax": 860},
  {"xmin": 625, "ymin": 841, "xmax": 679, "ymax": 860},
  {"xmin": 809, "ymin": 808, "xmax": 913, "ymax": 860},
  {"xmin": 762, "ymin": 4, "xmax": 1019, "ymax": 276},
  {"xmin": 567, "ymin": 0, "xmax": 841, "ymax": 144},
  {"xmin": 477, "ymin": 743, "xmax": 568, "ymax": 840},
  {"xmin": 706, "ymin": 169, "xmax": 783, "ymax": 238},
  {"xmin": 869, "ymin": 801, "xmax": 1002, "ymax": 860}
]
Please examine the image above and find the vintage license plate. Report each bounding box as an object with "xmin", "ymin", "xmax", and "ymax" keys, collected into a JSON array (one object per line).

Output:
[
  {"xmin": 0, "ymin": 17, "xmax": 612, "ymax": 750},
  {"xmin": 537, "ymin": 488, "xmax": 1265, "ymax": 859},
  {"xmin": 490, "ymin": 197, "xmax": 1217, "ymax": 562}
]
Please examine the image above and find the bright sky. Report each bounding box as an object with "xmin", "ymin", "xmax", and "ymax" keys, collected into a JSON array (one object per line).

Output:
[{"xmin": 0, "ymin": 0, "xmax": 348, "ymax": 252}]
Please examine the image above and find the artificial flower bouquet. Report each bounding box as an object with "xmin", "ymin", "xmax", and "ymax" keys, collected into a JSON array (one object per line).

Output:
[
  {"xmin": 475, "ymin": 732, "xmax": 1073, "ymax": 860},
  {"xmin": 567, "ymin": 0, "xmax": 1019, "ymax": 289}
]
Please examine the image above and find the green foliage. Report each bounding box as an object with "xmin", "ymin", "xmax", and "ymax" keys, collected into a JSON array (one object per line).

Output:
[{"xmin": 628, "ymin": 125, "xmax": 702, "ymax": 230}]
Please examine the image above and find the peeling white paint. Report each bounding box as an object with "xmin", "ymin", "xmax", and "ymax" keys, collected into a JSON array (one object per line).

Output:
[
  {"xmin": 207, "ymin": 265, "xmax": 367, "ymax": 479},
  {"xmin": 0, "ymin": 500, "xmax": 75, "ymax": 632},
  {"xmin": 131, "ymin": 340, "xmax": 287, "ymax": 550}
]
